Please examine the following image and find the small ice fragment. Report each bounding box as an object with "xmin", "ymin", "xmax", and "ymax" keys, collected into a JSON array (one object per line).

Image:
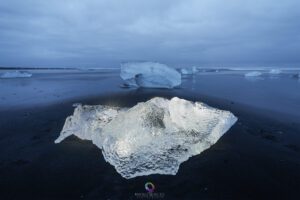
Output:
[
  {"xmin": 181, "ymin": 68, "xmax": 193, "ymax": 75},
  {"xmin": 192, "ymin": 66, "xmax": 198, "ymax": 74},
  {"xmin": 269, "ymin": 69, "xmax": 281, "ymax": 74},
  {"xmin": 72, "ymin": 103, "xmax": 82, "ymax": 107},
  {"xmin": 1, "ymin": 71, "xmax": 32, "ymax": 78},
  {"xmin": 180, "ymin": 66, "xmax": 198, "ymax": 75},
  {"xmin": 245, "ymin": 71, "xmax": 262, "ymax": 77}
]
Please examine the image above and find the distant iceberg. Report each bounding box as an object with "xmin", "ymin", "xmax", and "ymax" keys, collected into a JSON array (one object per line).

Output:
[
  {"xmin": 0, "ymin": 71, "xmax": 32, "ymax": 78},
  {"xmin": 245, "ymin": 71, "xmax": 262, "ymax": 77},
  {"xmin": 192, "ymin": 66, "xmax": 198, "ymax": 73},
  {"xmin": 120, "ymin": 62, "xmax": 181, "ymax": 89},
  {"xmin": 181, "ymin": 68, "xmax": 193, "ymax": 75},
  {"xmin": 269, "ymin": 69, "xmax": 281, "ymax": 75},
  {"xmin": 55, "ymin": 97, "xmax": 237, "ymax": 179},
  {"xmin": 180, "ymin": 66, "xmax": 198, "ymax": 75}
]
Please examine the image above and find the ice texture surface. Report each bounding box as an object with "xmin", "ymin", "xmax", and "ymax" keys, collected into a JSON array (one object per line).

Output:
[
  {"xmin": 120, "ymin": 62, "xmax": 181, "ymax": 88},
  {"xmin": 55, "ymin": 97, "xmax": 237, "ymax": 179},
  {"xmin": 245, "ymin": 71, "xmax": 262, "ymax": 77},
  {"xmin": 1, "ymin": 71, "xmax": 32, "ymax": 78}
]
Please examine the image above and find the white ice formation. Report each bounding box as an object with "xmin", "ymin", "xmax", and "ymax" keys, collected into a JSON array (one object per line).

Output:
[
  {"xmin": 269, "ymin": 69, "xmax": 281, "ymax": 74},
  {"xmin": 245, "ymin": 71, "xmax": 262, "ymax": 77},
  {"xmin": 180, "ymin": 66, "xmax": 198, "ymax": 75},
  {"xmin": 55, "ymin": 97, "xmax": 237, "ymax": 179},
  {"xmin": 0, "ymin": 71, "xmax": 32, "ymax": 78},
  {"xmin": 181, "ymin": 68, "xmax": 193, "ymax": 75},
  {"xmin": 120, "ymin": 62, "xmax": 181, "ymax": 89},
  {"xmin": 192, "ymin": 66, "xmax": 199, "ymax": 73}
]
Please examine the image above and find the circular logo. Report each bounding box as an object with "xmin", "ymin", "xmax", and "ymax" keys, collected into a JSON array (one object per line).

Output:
[{"xmin": 145, "ymin": 182, "xmax": 155, "ymax": 193}]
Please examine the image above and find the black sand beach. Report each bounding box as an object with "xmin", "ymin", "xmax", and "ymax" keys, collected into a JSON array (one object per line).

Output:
[{"xmin": 0, "ymin": 72, "xmax": 300, "ymax": 199}]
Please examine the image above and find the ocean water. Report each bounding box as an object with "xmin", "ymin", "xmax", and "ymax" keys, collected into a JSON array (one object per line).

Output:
[
  {"xmin": 1, "ymin": 69, "xmax": 299, "ymax": 120},
  {"xmin": 182, "ymin": 72, "xmax": 300, "ymax": 119}
]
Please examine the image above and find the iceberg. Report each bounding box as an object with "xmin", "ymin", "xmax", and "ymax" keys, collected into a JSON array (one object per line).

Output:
[
  {"xmin": 245, "ymin": 71, "xmax": 262, "ymax": 77},
  {"xmin": 55, "ymin": 97, "xmax": 237, "ymax": 179},
  {"xmin": 120, "ymin": 62, "xmax": 181, "ymax": 89},
  {"xmin": 180, "ymin": 66, "xmax": 198, "ymax": 75},
  {"xmin": 181, "ymin": 68, "xmax": 193, "ymax": 75},
  {"xmin": 269, "ymin": 69, "xmax": 281, "ymax": 75},
  {"xmin": 0, "ymin": 71, "xmax": 32, "ymax": 78},
  {"xmin": 192, "ymin": 66, "xmax": 199, "ymax": 73}
]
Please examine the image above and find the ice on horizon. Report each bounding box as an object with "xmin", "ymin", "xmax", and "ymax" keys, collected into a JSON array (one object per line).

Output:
[
  {"xmin": 0, "ymin": 71, "xmax": 32, "ymax": 78},
  {"xmin": 245, "ymin": 71, "xmax": 262, "ymax": 77},
  {"xmin": 120, "ymin": 62, "xmax": 181, "ymax": 89},
  {"xmin": 180, "ymin": 66, "xmax": 198, "ymax": 75},
  {"xmin": 55, "ymin": 97, "xmax": 237, "ymax": 179},
  {"xmin": 269, "ymin": 69, "xmax": 282, "ymax": 75}
]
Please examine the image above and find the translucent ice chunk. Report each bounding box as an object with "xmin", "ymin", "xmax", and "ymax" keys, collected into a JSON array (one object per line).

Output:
[{"xmin": 55, "ymin": 97, "xmax": 237, "ymax": 179}]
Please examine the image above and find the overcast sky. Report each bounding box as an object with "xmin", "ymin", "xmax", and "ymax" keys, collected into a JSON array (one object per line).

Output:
[{"xmin": 0, "ymin": 0, "xmax": 299, "ymax": 68}]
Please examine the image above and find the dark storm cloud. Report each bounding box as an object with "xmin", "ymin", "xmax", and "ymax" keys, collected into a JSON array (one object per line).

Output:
[{"xmin": 0, "ymin": 0, "xmax": 299, "ymax": 67}]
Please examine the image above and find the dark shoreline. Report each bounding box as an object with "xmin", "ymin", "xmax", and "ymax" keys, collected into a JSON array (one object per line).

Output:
[{"xmin": 0, "ymin": 90, "xmax": 299, "ymax": 199}]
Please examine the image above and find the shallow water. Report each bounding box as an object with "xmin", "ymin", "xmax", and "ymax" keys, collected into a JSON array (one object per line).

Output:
[
  {"xmin": 183, "ymin": 73, "xmax": 300, "ymax": 119},
  {"xmin": 1, "ymin": 69, "xmax": 299, "ymax": 120}
]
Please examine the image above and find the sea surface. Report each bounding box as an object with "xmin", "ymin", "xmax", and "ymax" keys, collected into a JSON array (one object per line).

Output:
[{"xmin": 1, "ymin": 68, "xmax": 300, "ymax": 119}]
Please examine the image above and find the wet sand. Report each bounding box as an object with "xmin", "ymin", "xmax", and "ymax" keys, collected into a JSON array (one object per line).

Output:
[{"xmin": 0, "ymin": 89, "xmax": 299, "ymax": 199}]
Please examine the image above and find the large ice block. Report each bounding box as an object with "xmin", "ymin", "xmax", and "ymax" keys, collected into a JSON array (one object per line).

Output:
[
  {"xmin": 120, "ymin": 62, "xmax": 181, "ymax": 89},
  {"xmin": 55, "ymin": 97, "xmax": 237, "ymax": 179}
]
